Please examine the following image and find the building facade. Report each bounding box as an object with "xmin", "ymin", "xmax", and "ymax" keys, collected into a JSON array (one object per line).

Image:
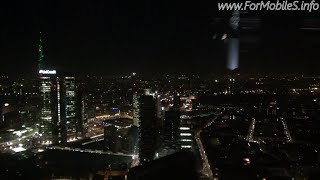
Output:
[{"xmin": 138, "ymin": 95, "xmax": 161, "ymax": 163}]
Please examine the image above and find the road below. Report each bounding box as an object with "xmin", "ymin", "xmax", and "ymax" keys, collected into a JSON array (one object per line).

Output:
[{"xmin": 195, "ymin": 114, "xmax": 220, "ymax": 180}]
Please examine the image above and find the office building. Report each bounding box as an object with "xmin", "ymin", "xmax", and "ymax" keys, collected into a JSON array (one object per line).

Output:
[
  {"xmin": 37, "ymin": 33, "xmax": 82, "ymax": 144},
  {"xmin": 163, "ymin": 110, "xmax": 181, "ymax": 150},
  {"xmin": 138, "ymin": 95, "xmax": 161, "ymax": 163},
  {"xmin": 103, "ymin": 118, "xmax": 136, "ymax": 154}
]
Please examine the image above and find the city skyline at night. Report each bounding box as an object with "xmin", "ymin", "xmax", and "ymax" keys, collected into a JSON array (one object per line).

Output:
[{"xmin": 1, "ymin": 1, "xmax": 320, "ymax": 180}]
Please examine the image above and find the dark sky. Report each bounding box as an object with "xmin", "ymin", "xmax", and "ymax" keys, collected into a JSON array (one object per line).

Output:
[{"xmin": 1, "ymin": 0, "xmax": 320, "ymax": 75}]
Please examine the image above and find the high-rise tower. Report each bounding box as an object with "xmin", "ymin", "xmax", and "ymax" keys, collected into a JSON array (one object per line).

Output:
[
  {"xmin": 38, "ymin": 32, "xmax": 56, "ymax": 144},
  {"xmin": 38, "ymin": 32, "xmax": 45, "ymax": 70},
  {"xmin": 37, "ymin": 33, "xmax": 82, "ymax": 145},
  {"xmin": 138, "ymin": 94, "xmax": 162, "ymax": 163}
]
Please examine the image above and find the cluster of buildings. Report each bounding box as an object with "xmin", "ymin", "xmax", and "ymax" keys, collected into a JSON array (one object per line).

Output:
[
  {"xmin": 1, "ymin": 22, "xmax": 320, "ymax": 178},
  {"xmin": 37, "ymin": 34, "xmax": 85, "ymax": 145},
  {"xmin": 33, "ymin": 32, "xmax": 200, "ymax": 167}
]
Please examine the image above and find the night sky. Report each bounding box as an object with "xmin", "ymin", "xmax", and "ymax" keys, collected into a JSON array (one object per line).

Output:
[{"xmin": 1, "ymin": 0, "xmax": 320, "ymax": 75}]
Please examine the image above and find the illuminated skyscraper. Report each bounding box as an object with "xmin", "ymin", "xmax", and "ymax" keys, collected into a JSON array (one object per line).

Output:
[
  {"xmin": 38, "ymin": 33, "xmax": 57, "ymax": 144},
  {"xmin": 39, "ymin": 72, "xmax": 56, "ymax": 144},
  {"xmin": 38, "ymin": 33, "xmax": 82, "ymax": 145},
  {"xmin": 132, "ymin": 72, "xmax": 140, "ymax": 127},
  {"xmin": 163, "ymin": 94, "xmax": 182, "ymax": 151},
  {"xmin": 39, "ymin": 70, "xmax": 69, "ymax": 144},
  {"xmin": 163, "ymin": 110, "xmax": 180, "ymax": 150},
  {"xmin": 38, "ymin": 32, "xmax": 45, "ymax": 70},
  {"xmin": 64, "ymin": 77, "xmax": 77, "ymax": 137},
  {"xmin": 133, "ymin": 93, "xmax": 140, "ymax": 127}
]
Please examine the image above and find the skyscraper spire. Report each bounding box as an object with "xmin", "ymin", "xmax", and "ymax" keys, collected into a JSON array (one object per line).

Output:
[{"xmin": 38, "ymin": 32, "xmax": 45, "ymax": 70}]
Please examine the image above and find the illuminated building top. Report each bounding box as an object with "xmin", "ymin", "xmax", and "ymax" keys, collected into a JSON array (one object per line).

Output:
[
  {"xmin": 38, "ymin": 32, "xmax": 45, "ymax": 70},
  {"xmin": 39, "ymin": 69, "xmax": 57, "ymax": 75}
]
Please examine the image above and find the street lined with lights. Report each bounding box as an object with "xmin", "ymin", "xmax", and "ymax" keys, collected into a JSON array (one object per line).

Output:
[{"xmin": 195, "ymin": 114, "xmax": 220, "ymax": 180}]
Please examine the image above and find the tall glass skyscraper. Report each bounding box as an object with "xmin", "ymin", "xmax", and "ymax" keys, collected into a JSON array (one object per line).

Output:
[
  {"xmin": 38, "ymin": 33, "xmax": 82, "ymax": 145},
  {"xmin": 64, "ymin": 77, "xmax": 76, "ymax": 136},
  {"xmin": 138, "ymin": 94, "xmax": 161, "ymax": 163},
  {"xmin": 39, "ymin": 74, "xmax": 56, "ymax": 144}
]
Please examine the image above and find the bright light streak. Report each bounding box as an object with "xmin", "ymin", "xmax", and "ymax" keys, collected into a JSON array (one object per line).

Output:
[
  {"xmin": 179, "ymin": 127, "xmax": 190, "ymax": 130},
  {"xmin": 227, "ymin": 38, "xmax": 239, "ymax": 70},
  {"xmin": 221, "ymin": 34, "xmax": 227, "ymax": 40},
  {"xmin": 38, "ymin": 149, "xmax": 44, "ymax": 152},
  {"xmin": 180, "ymin": 133, "xmax": 192, "ymax": 136},
  {"xmin": 90, "ymin": 134, "xmax": 104, "ymax": 139},
  {"xmin": 12, "ymin": 147, "xmax": 26, "ymax": 152}
]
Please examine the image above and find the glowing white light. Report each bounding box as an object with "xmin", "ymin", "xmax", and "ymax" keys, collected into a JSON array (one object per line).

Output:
[
  {"xmin": 213, "ymin": 34, "xmax": 217, "ymax": 39},
  {"xmin": 39, "ymin": 69, "xmax": 56, "ymax": 75},
  {"xmin": 12, "ymin": 147, "xmax": 26, "ymax": 152},
  {"xmin": 180, "ymin": 133, "xmax": 192, "ymax": 136},
  {"xmin": 181, "ymin": 139, "xmax": 192, "ymax": 142},
  {"xmin": 227, "ymin": 38, "xmax": 239, "ymax": 70},
  {"xmin": 181, "ymin": 145, "xmax": 192, "ymax": 148},
  {"xmin": 221, "ymin": 34, "xmax": 227, "ymax": 40},
  {"xmin": 4, "ymin": 103, "xmax": 9, "ymax": 107},
  {"xmin": 38, "ymin": 149, "xmax": 44, "ymax": 152},
  {"xmin": 179, "ymin": 127, "xmax": 190, "ymax": 130},
  {"xmin": 243, "ymin": 158, "xmax": 251, "ymax": 165}
]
